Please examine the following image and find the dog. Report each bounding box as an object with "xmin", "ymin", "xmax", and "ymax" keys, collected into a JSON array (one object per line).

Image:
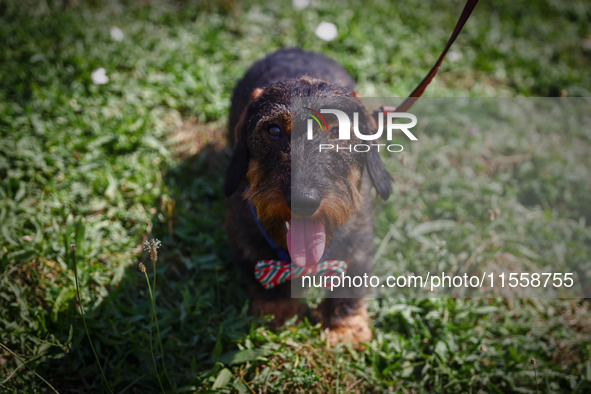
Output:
[{"xmin": 224, "ymin": 48, "xmax": 392, "ymax": 346}]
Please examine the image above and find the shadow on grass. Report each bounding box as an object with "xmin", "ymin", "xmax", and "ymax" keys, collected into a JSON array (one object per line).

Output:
[{"xmin": 48, "ymin": 124, "xmax": 256, "ymax": 392}]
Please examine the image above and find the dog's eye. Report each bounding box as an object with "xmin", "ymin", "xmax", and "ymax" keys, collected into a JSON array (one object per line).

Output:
[
  {"xmin": 329, "ymin": 127, "xmax": 339, "ymax": 139},
  {"xmin": 267, "ymin": 125, "xmax": 282, "ymax": 138}
]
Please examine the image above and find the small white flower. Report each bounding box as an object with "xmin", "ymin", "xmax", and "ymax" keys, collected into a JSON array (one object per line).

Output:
[
  {"xmin": 91, "ymin": 68, "xmax": 109, "ymax": 85},
  {"xmin": 315, "ymin": 21, "xmax": 338, "ymax": 41},
  {"xmin": 292, "ymin": 0, "xmax": 309, "ymax": 10},
  {"xmin": 447, "ymin": 50, "xmax": 462, "ymax": 63},
  {"xmin": 144, "ymin": 239, "xmax": 162, "ymax": 262},
  {"xmin": 110, "ymin": 26, "xmax": 124, "ymax": 41}
]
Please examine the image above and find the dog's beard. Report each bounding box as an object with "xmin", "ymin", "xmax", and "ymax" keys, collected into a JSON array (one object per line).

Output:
[{"xmin": 287, "ymin": 218, "xmax": 326, "ymax": 267}]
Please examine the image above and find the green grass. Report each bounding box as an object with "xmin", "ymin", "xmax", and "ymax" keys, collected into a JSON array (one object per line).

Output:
[{"xmin": 1, "ymin": 0, "xmax": 590, "ymax": 392}]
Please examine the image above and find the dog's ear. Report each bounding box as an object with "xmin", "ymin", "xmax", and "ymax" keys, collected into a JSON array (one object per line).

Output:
[
  {"xmin": 224, "ymin": 88, "xmax": 265, "ymax": 197},
  {"xmin": 224, "ymin": 133, "xmax": 248, "ymax": 197},
  {"xmin": 367, "ymin": 149, "xmax": 393, "ymax": 200},
  {"xmin": 351, "ymin": 95, "xmax": 393, "ymax": 200},
  {"xmin": 224, "ymin": 106, "xmax": 250, "ymax": 197}
]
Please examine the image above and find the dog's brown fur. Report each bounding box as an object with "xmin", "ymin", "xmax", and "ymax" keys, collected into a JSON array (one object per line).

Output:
[{"xmin": 224, "ymin": 48, "xmax": 392, "ymax": 346}]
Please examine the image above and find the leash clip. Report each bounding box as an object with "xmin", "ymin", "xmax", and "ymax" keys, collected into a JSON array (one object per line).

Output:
[{"xmin": 372, "ymin": 105, "xmax": 397, "ymax": 124}]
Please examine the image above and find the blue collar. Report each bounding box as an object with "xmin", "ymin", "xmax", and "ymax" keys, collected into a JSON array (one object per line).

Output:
[{"xmin": 249, "ymin": 203, "xmax": 291, "ymax": 262}]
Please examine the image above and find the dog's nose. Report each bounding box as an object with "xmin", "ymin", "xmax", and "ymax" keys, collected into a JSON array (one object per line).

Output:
[{"xmin": 287, "ymin": 188, "xmax": 321, "ymax": 217}]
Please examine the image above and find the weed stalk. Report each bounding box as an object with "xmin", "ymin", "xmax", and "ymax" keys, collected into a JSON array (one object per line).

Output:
[
  {"xmin": 139, "ymin": 262, "xmax": 165, "ymax": 393},
  {"xmin": 0, "ymin": 342, "xmax": 60, "ymax": 393},
  {"xmin": 143, "ymin": 239, "xmax": 173, "ymax": 390},
  {"xmin": 71, "ymin": 244, "xmax": 113, "ymax": 393}
]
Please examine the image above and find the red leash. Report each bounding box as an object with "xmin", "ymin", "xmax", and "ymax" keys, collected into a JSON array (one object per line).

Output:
[{"xmin": 378, "ymin": 0, "xmax": 479, "ymax": 116}]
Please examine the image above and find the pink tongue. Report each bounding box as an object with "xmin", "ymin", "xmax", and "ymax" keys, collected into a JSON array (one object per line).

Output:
[{"xmin": 287, "ymin": 218, "xmax": 326, "ymax": 267}]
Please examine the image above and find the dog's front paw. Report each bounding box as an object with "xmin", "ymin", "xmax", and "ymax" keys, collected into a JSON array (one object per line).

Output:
[{"xmin": 324, "ymin": 310, "xmax": 372, "ymax": 348}]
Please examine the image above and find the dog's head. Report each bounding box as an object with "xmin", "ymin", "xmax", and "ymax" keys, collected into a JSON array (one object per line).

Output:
[{"xmin": 224, "ymin": 76, "xmax": 392, "ymax": 266}]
